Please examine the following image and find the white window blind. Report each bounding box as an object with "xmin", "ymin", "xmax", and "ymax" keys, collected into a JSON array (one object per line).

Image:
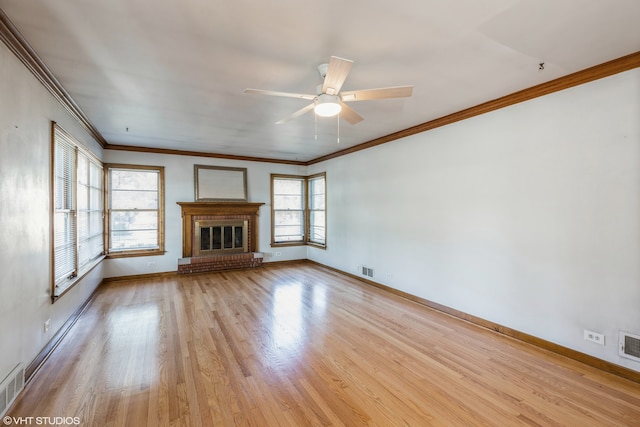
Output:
[
  {"xmin": 53, "ymin": 124, "xmax": 104, "ymax": 299},
  {"xmin": 77, "ymin": 153, "xmax": 104, "ymax": 268},
  {"xmin": 53, "ymin": 131, "xmax": 77, "ymax": 285}
]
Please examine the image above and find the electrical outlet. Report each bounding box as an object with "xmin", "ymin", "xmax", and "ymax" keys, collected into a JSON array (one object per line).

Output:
[
  {"xmin": 584, "ymin": 329, "xmax": 605, "ymax": 345},
  {"xmin": 147, "ymin": 261, "xmax": 157, "ymax": 267},
  {"xmin": 44, "ymin": 319, "xmax": 51, "ymax": 333},
  {"xmin": 275, "ymin": 252, "xmax": 281, "ymax": 257}
]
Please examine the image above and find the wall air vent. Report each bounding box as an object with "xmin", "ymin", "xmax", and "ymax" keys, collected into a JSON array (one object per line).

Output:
[
  {"xmin": 0, "ymin": 363, "xmax": 24, "ymax": 417},
  {"xmin": 619, "ymin": 331, "xmax": 640, "ymax": 363},
  {"xmin": 361, "ymin": 266, "xmax": 374, "ymax": 278}
]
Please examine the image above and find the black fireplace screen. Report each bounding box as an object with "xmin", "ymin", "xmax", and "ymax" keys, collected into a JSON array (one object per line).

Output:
[{"xmin": 194, "ymin": 220, "xmax": 248, "ymax": 256}]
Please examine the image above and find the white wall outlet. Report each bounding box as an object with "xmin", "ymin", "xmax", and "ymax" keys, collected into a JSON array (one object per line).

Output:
[
  {"xmin": 147, "ymin": 261, "xmax": 157, "ymax": 267},
  {"xmin": 44, "ymin": 319, "xmax": 51, "ymax": 333},
  {"xmin": 275, "ymin": 251, "xmax": 282, "ymax": 257},
  {"xmin": 584, "ymin": 329, "xmax": 605, "ymax": 345}
]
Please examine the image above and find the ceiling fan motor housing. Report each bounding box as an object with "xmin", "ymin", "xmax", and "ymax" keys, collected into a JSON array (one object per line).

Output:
[{"xmin": 317, "ymin": 63, "xmax": 329, "ymax": 80}]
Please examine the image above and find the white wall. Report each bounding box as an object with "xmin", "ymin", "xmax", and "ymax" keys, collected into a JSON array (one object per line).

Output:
[
  {"xmin": 0, "ymin": 42, "xmax": 104, "ymax": 381},
  {"xmin": 102, "ymin": 150, "xmax": 306, "ymax": 277},
  {"xmin": 309, "ymin": 69, "xmax": 640, "ymax": 371}
]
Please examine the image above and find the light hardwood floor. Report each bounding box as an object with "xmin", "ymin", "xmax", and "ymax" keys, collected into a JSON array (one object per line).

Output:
[{"xmin": 9, "ymin": 262, "xmax": 640, "ymax": 426}]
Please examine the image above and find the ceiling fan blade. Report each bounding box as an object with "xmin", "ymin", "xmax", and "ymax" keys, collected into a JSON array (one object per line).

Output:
[
  {"xmin": 244, "ymin": 88, "xmax": 316, "ymax": 100},
  {"xmin": 275, "ymin": 103, "xmax": 315, "ymax": 124},
  {"xmin": 341, "ymin": 85, "xmax": 413, "ymax": 102},
  {"xmin": 322, "ymin": 56, "xmax": 353, "ymax": 95},
  {"xmin": 340, "ymin": 102, "xmax": 364, "ymax": 125}
]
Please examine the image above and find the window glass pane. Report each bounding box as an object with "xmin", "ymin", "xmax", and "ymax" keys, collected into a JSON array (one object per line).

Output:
[
  {"xmin": 274, "ymin": 226, "xmax": 304, "ymax": 241},
  {"xmin": 89, "ymin": 211, "xmax": 103, "ymax": 236},
  {"xmin": 111, "ymin": 189, "xmax": 158, "ymax": 210},
  {"xmin": 77, "ymin": 184, "xmax": 88, "ymax": 209},
  {"xmin": 274, "ymin": 210, "xmax": 303, "ymax": 241},
  {"xmin": 53, "ymin": 210, "xmax": 76, "ymax": 281},
  {"xmin": 274, "ymin": 210, "xmax": 303, "ymax": 226},
  {"xmin": 310, "ymin": 177, "xmax": 325, "ymax": 194},
  {"xmin": 78, "ymin": 155, "xmax": 89, "ymax": 185},
  {"xmin": 273, "ymin": 194, "xmax": 303, "ymax": 210},
  {"xmin": 90, "ymin": 187, "xmax": 102, "ymax": 209},
  {"xmin": 274, "ymin": 179, "xmax": 302, "ymax": 195},
  {"xmin": 309, "ymin": 211, "xmax": 325, "ymax": 243},
  {"xmin": 310, "ymin": 194, "xmax": 325, "ymax": 210},
  {"xmin": 89, "ymin": 162, "xmax": 101, "ymax": 186},
  {"xmin": 110, "ymin": 230, "xmax": 159, "ymax": 250},
  {"xmin": 77, "ymin": 211, "xmax": 89, "ymax": 238},
  {"xmin": 111, "ymin": 170, "xmax": 158, "ymax": 191},
  {"xmin": 110, "ymin": 211, "xmax": 159, "ymax": 232}
]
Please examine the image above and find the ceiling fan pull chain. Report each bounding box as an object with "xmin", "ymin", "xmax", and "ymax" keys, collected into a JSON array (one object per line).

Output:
[
  {"xmin": 315, "ymin": 112, "xmax": 318, "ymax": 140},
  {"xmin": 337, "ymin": 114, "xmax": 340, "ymax": 144}
]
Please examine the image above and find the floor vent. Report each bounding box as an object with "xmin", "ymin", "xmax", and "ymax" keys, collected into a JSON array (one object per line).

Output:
[
  {"xmin": 0, "ymin": 363, "xmax": 24, "ymax": 417},
  {"xmin": 361, "ymin": 266, "xmax": 374, "ymax": 278},
  {"xmin": 619, "ymin": 332, "xmax": 640, "ymax": 363}
]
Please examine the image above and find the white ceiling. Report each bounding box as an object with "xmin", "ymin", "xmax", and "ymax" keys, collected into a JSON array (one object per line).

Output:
[{"xmin": 1, "ymin": 0, "xmax": 639, "ymax": 162}]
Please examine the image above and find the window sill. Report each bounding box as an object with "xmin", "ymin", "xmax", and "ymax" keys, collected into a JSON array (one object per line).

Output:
[
  {"xmin": 52, "ymin": 255, "xmax": 105, "ymax": 303},
  {"xmin": 106, "ymin": 248, "xmax": 165, "ymax": 259},
  {"xmin": 271, "ymin": 241, "xmax": 326, "ymax": 249},
  {"xmin": 271, "ymin": 241, "xmax": 305, "ymax": 248}
]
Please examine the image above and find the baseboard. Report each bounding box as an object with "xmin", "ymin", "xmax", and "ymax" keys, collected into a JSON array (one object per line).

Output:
[
  {"xmin": 102, "ymin": 270, "xmax": 177, "ymax": 283},
  {"xmin": 25, "ymin": 281, "xmax": 103, "ymax": 383},
  {"xmin": 262, "ymin": 259, "xmax": 308, "ymax": 267},
  {"xmin": 306, "ymin": 260, "xmax": 640, "ymax": 384}
]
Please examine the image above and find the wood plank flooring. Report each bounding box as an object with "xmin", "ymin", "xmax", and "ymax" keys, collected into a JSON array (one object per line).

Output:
[{"xmin": 9, "ymin": 262, "xmax": 640, "ymax": 426}]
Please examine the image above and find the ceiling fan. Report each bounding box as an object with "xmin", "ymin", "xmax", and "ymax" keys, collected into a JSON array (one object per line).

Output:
[{"xmin": 244, "ymin": 56, "xmax": 413, "ymax": 125}]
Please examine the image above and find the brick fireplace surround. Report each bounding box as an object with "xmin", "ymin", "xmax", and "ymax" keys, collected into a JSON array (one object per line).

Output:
[{"xmin": 176, "ymin": 202, "xmax": 264, "ymax": 274}]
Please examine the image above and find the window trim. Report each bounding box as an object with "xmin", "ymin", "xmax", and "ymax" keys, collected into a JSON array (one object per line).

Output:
[
  {"xmin": 51, "ymin": 123, "xmax": 105, "ymax": 302},
  {"xmin": 105, "ymin": 164, "xmax": 165, "ymax": 258},
  {"xmin": 306, "ymin": 172, "xmax": 326, "ymax": 248},
  {"xmin": 270, "ymin": 172, "xmax": 327, "ymax": 249}
]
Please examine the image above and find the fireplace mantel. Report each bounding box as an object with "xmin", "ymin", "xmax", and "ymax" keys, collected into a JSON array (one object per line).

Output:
[{"xmin": 177, "ymin": 202, "xmax": 264, "ymax": 258}]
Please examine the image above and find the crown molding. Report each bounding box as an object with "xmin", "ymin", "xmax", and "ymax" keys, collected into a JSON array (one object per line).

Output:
[
  {"xmin": 104, "ymin": 144, "xmax": 307, "ymax": 166},
  {"xmin": 308, "ymin": 51, "xmax": 640, "ymax": 165},
  {"xmin": 0, "ymin": 8, "xmax": 107, "ymax": 148}
]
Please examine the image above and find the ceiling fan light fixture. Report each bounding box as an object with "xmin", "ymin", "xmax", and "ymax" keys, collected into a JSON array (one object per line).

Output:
[{"xmin": 314, "ymin": 94, "xmax": 341, "ymax": 117}]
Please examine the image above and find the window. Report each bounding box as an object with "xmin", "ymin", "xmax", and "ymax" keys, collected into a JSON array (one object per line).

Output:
[
  {"xmin": 308, "ymin": 173, "xmax": 326, "ymax": 246},
  {"xmin": 52, "ymin": 124, "xmax": 104, "ymax": 299},
  {"xmin": 106, "ymin": 164, "xmax": 165, "ymax": 257},
  {"xmin": 271, "ymin": 173, "xmax": 326, "ymax": 247},
  {"xmin": 77, "ymin": 153, "xmax": 104, "ymax": 268},
  {"xmin": 272, "ymin": 176, "xmax": 305, "ymax": 243}
]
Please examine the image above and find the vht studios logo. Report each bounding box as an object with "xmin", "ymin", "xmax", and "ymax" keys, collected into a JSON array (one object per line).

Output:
[{"xmin": 3, "ymin": 416, "xmax": 81, "ymax": 425}]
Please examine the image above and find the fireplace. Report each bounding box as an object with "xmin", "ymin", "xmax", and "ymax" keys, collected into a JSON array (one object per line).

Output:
[
  {"xmin": 194, "ymin": 219, "xmax": 248, "ymax": 256},
  {"xmin": 177, "ymin": 202, "xmax": 264, "ymax": 274}
]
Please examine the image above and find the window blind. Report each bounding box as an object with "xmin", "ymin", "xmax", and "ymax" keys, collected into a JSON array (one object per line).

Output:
[{"xmin": 53, "ymin": 132, "xmax": 77, "ymax": 284}]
